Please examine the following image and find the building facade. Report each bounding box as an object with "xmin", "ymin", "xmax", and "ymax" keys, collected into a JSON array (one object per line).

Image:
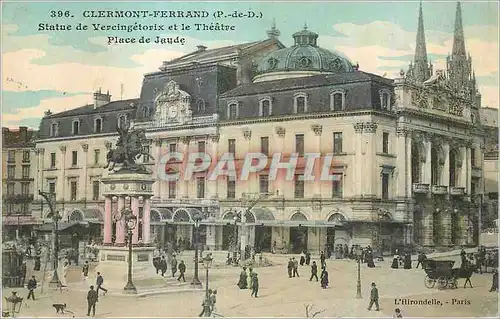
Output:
[
  {"xmin": 2, "ymin": 126, "xmax": 39, "ymax": 239},
  {"xmin": 31, "ymin": 3, "xmax": 488, "ymax": 254}
]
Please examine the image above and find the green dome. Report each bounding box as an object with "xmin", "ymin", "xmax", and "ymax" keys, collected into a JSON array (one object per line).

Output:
[{"xmin": 256, "ymin": 26, "xmax": 354, "ymax": 75}]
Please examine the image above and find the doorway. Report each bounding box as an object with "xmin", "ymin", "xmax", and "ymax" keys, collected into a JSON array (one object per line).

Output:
[
  {"xmin": 290, "ymin": 226, "xmax": 308, "ymax": 254},
  {"xmin": 255, "ymin": 225, "xmax": 272, "ymax": 252},
  {"xmin": 222, "ymin": 224, "xmax": 237, "ymax": 251}
]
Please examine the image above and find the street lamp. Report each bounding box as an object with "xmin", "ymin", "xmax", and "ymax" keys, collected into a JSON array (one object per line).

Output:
[
  {"xmin": 4, "ymin": 291, "xmax": 23, "ymax": 317},
  {"xmin": 122, "ymin": 208, "xmax": 137, "ymax": 294},
  {"xmin": 233, "ymin": 215, "xmax": 238, "ymax": 266},
  {"xmin": 202, "ymin": 253, "xmax": 214, "ymax": 317},
  {"xmin": 355, "ymin": 246, "xmax": 362, "ymax": 299},
  {"xmin": 191, "ymin": 214, "xmax": 203, "ymax": 288}
]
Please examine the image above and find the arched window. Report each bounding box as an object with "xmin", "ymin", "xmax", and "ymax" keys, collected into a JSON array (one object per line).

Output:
[
  {"xmin": 431, "ymin": 146, "xmax": 441, "ymax": 185},
  {"xmin": 411, "ymin": 143, "xmax": 421, "ymax": 184},
  {"xmin": 227, "ymin": 102, "xmax": 238, "ymax": 120},
  {"xmin": 94, "ymin": 117, "xmax": 102, "ymax": 133},
  {"xmin": 142, "ymin": 107, "xmax": 150, "ymax": 118},
  {"xmin": 449, "ymin": 149, "xmax": 461, "ymax": 187},
  {"xmin": 197, "ymin": 99, "xmax": 205, "ymax": 113},
  {"xmin": 330, "ymin": 90, "xmax": 346, "ymax": 111},
  {"xmin": 294, "ymin": 93, "xmax": 308, "ymax": 113},
  {"xmin": 379, "ymin": 89, "xmax": 391, "ymax": 110},
  {"xmin": 72, "ymin": 119, "xmax": 80, "ymax": 135},
  {"xmin": 259, "ymin": 98, "xmax": 272, "ymax": 116},
  {"xmin": 50, "ymin": 122, "xmax": 59, "ymax": 137}
]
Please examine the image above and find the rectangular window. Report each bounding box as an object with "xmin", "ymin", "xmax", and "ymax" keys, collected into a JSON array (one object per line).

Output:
[
  {"xmin": 50, "ymin": 152, "xmax": 56, "ymax": 168},
  {"xmin": 23, "ymin": 150, "xmax": 30, "ymax": 162},
  {"xmin": 382, "ymin": 173, "xmax": 389, "ymax": 199},
  {"xmin": 471, "ymin": 148, "xmax": 476, "ymax": 167},
  {"xmin": 72, "ymin": 151, "xmax": 78, "ymax": 166},
  {"xmin": 260, "ymin": 137, "xmax": 269, "ymax": 155},
  {"xmin": 94, "ymin": 149, "xmax": 100, "ymax": 165},
  {"xmin": 168, "ymin": 181, "xmax": 176, "ymax": 199},
  {"xmin": 169, "ymin": 143, "xmax": 177, "ymax": 153},
  {"xmin": 259, "ymin": 175, "xmax": 269, "ymax": 194},
  {"xmin": 296, "ymin": 97, "xmax": 306, "ymax": 113},
  {"xmin": 7, "ymin": 183, "xmax": 14, "ymax": 195},
  {"xmin": 21, "ymin": 203, "xmax": 29, "ymax": 214},
  {"xmin": 7, "ymin": 150, "xmax": 15, "ymax": 163},
  {"xmin": 382, "ymin": 132, "xmax": 389, "ymax": 154},
  {"xmin": 261, "ymin": 100, "xmax": 270, "ymax": 116},
  {"xmin": 294, "ymin": 175, "xmax": 305, "ymax": 198},
  {"xmin": 198, "ymin": 141, "xmax": 206, "ymax": 153},
  {"xmin": 227, "ymin": 176, "xmax": 236, "ymax": 199},
  {"xmin": 295, "ymin": 134, "xmax": 304, "ymax": 156},
  {"xmin": 332, "ymin": 173, "xmax": 343, "ymax": 198},
  {"xmin": 228, "ymin": 139, "xmax": 236, "ymax": 156},
  {"xmin": 196, "ymin": 177, "xmax": 205, "ymax": 198},
  {"xmin": 92, "ymin": 181, "xmax": 100, "ymax": 200},
  {"xmin": 142, "ymin": 145, "xmax": 150, "ymax": 162},
  {"xmin": 7, "ymin": 166, "xmax": 15, "ymax": 179},
  {"xmin": 48, "ymin": 181, "xmax": 56, "ymax": 194},
  {"xmin": 333, "ymin": 93, "xmax": 343, "ymax": 111},
  {"xmin": 22, "ymin": 165, "xmax": 30, "ymax": 178},
  {"xmin": 229, "ymin": 104, "xmax": 238, "ymax": 119},
  {"xmin": 333, "ymin": 132, "xmax": 343, "ymax": 153},
  {"xmin": 21, "ymin": 182, "xmax": 29, "ymax": 195},
  {"xmin": 70, "ymin": 181, "xmax": 77, "ymax": 201}
]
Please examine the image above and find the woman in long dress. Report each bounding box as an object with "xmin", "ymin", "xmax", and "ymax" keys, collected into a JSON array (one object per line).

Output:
[
  {"xmin": 237, "ymin": 267, "xmax": 248, "ymax": 289},
  {"xmin": 367, "ymin": 251, "xmax": 376, "ymax": 268},
  {"xmin": 247, "ymin": 268, "xmax": 254, "ymax": 289},
  {"xmin": 404, "ymin": 252, "xmax": 412, "ymax": 269},
  {"xmin": 320, "ymin": 267, "xmax": 329, "ymax": 289},
  {"xmin": 391, "ymin": 250, "xmax": 399, "ymax": 269}
]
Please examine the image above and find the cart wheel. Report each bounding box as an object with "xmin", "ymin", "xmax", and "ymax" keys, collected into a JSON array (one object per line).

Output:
[
  {"xmin": 424, "ymin": 275, "xmax": 435, "ymax": 288},
  {"xmin": 451, "ymin": 278, "xmax": 458, "ymax": 289},
  {"xmin": 437, "ymin": 276, "xmax": 447, "ymax": 289}
]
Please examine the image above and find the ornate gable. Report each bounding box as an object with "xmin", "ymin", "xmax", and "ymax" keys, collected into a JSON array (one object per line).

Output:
[{"xmin": 154, "ymin": 80, "xmax": 192, "ymax": 126}]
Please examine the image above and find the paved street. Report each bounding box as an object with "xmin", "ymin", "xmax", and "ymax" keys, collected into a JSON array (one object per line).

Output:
[{"xmin": 4, "ymin": 253, "xmax": 498, "ymax": 317}]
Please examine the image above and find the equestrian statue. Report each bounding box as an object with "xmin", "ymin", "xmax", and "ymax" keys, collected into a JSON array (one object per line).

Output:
[{"xmin": 103, "ymin": 121, "xmax": 153, "ymax": 172}]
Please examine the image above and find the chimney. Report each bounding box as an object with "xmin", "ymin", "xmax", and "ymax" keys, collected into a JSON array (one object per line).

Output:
[
  {"xmin": 93, "ymin": 88, "xmax": 111, "ymax": 108},
  {"xmin": 19, "ymin": 126, "xmax": 28, "ymax": 142},
  {"xmin": 197, "ymin": 45, "xmax": 207, "ymax": 52}
]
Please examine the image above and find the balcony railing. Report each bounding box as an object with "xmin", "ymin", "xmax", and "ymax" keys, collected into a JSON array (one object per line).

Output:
[
  {"xmin": 450, "ymin": 186, "xmax": 466, "ymax": 196},
  {"xmin": 431, "ymin": 185, "xmax": 448, "ymax": 195},
  {"xmin": 412, "ymin": 183, "xmax": 430, "ymax": 194},
  {"xmin": 3, "ymin": 194, "xmax": 34, "ymax": 204}
]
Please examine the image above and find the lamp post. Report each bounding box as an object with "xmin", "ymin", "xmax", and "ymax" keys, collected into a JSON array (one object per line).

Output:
[
  {"xmin": 202, "ymin": 253, "xmax": 214, "ymax": 317},
  {"xmin": 191, "ymin": 214, "xmax": 203, "ymax": 288},
  {"xmin": 378, "ymin": 212, "xmax": 383, "ymax": 257},
  {"xmin": 4, "ymin": 291, "xmax": 23, "ymax": 317},
  {"xmin": 122, "ymin": 208, "xmax": 137, "ymax": 294},
  {"xmin": 38, "ymin": 191, "xmax": 61, "ymax": 286},
  {"xmin": 355, "ymin": 246, "xmax": 362, "ymax": 299}
]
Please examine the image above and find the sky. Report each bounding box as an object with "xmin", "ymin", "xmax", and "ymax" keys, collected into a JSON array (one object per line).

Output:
[{"xmin": 2, "ymin": 0, "xmax": 499, "ymax": 129}]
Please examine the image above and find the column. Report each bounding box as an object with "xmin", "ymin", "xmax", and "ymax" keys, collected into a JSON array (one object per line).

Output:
[
  {"xmin": 33, "ymin": 149, "xmax": 40, "ymax": 200},
  {"xmin": 364, "ymin": 122, "xmax": 378, "ymax": 197},
  {"xmin": 205, "ymin": 225, "xmax": 216, "ymax": 250},
  {"xmin": 82, "ymin": 143, "xmax": 89, "ymax": 201},
  {"xmin": 311, "ymin": 125, "xmax": 322, "ymax": 197},
  {"xmin": 154, "ymin": 139, "xmax": 162, "ymax": 199},
  {"xmin": 181, "ymin": 137, "xmax": 191, "ymax": 198},
  {"xmin": 395, "ymin": 127, "xmax": 407, "ymax": 198},
  {"xmin": 405, "ymin": 136, "xmax": 413, "ymax": 196},
  {"xmin": 143, "ymin": 197, "xmax": 151, "ymax": 244},
  {"xmin": 208, "ymin": 134, "xmax": 220, "ymax": 198},
  {"xmin": 59, "ymin": 146, "xmax": 67, "ymax": 203},
  {"xmin": 115, "ymin": 196, "xmax": 125, "ymax": 245},
  {"xmin": 459, "ymin": 146, "xmax": 467, "ymax": 188},
  {"xmin": 441, "ymin": 210, "xmax": 451, "ymax": 246},
  {"xmin": 466, "ymin": 146, "xmax": 472, "ymax": 195},
  {"xmin": 423, "ymin": 138, "xmax": 432, "ymax": 186},
  {"xmin": 131, "ymin": 197, "xmax": 140, "ymax": 244},
  {"xmin": 274, "ymin": 127, "xmax": 286, "ymax": 197},
  {"xmin": 441, "ymin": 143, "xmax": 450, "ymax": 187},
  {"xmin": 353, "ymin": 123, "xmax": 364, "ymax": 197},
  {"xmin": 240, "ymin": 213, "xmax": 247, "ymax": 255},
  {"xmin": 103, "ymin": 196, "xmax": 112, "ymax": 244},
  {"xmin": 422, "ymin": 207, "xmax": 434, "ymax": 246}
]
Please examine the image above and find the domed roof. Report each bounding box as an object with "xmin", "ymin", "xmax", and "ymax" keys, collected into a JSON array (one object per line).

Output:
[{"xmin": 255, "ymin": 26, "xmax": 354, "ymax": 78}]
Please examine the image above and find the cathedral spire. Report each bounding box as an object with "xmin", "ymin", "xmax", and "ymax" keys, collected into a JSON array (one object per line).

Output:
[
  {"xmin": 452, "ymin": 1, "xmax": 467, "ymax": 57},
  {"xmin": 412, "ymin": 1, "xmax": 431, "ymax": 82}
]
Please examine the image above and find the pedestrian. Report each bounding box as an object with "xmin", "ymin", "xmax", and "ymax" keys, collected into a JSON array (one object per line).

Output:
[
  {"xmin": 300, "ymin": 254, "xmax": 305, "ymax": 266},
  {"xmin": 489, "ymin": 269, "xmax": 498, "ymax": 292},
  {"xmin": 87, "ymin": 285, "xmax": 99, "ymax": 316},
  {"xmin": 391, "ymin": 251, "xmax": 399, "ymax": 269},
  {"xmin": 339, "ymin": 245, "xmax": 344, "ymax": 259},
  {"xmin": 250, "ymin": 273, "xmax": 259, "ymax": 297},
  {"xmin": 82, "ymin": 261, "xmax": 89, "ymax": 281},
  {"xmin": 247, "ymin": 268, "xmax": 254, "ymax": 289},
  {"xmin": 237, "ymin": 267, "xmax": 248, "ymax": 289},
  {"xmin": 416, "ymin": 252, "xmax": 426, "ymax": 269},
  {"xmin": 171, "ymin": 254, "xmax": 178, "ymax": 277},
  {"xmin": 20, "ymin": 261, "xmax": 27, "ymax": 287},
  {"xmin": 292, "ymin": 257, "xmax": 299, "ymax": 277},
  {"xmin": 210, "ymin": 289, "xmax": 217, "ymax": 311},
  {"xmin": 305, "ymin": 251, "xmax": 311, "ymax": 265},
  {"xmin": 367, "ymin": 251, "xmax": 376, "ymax": 268},
  {"xmin": 199, "ymin": 298, "xmax": 212, "ymax": 317},
  {"xmin": 62, "ymin": 261, "xmax": 69, "ymax": 286},
  {"xmin": 287, "ymin": 258, "xmax": 294, "ymax": 278},
  {"xmin": 310, "ymin": 261, "xmax": 318, "ymax": 282},
  {"xmin": 160, "ymin": 256, "xmax": 168, "ymax": 277},
  {"xmin": 177, "ymin": 260, "xmax": 186, "ymax": 282},
  {"xmin": 26, "ymin": 275, "xmax": 37, "ymax": 300},
  {"xmin": 344, "ymin": 244, "xmax": 349, "ymax": 259},
  {"xmin": 320, "ymin": 251, "xmax": 326, "ymax": 268},
  {"xmin": 403, "ymin": 252, "xmax": 412, "ymax": 269},
  {"xmin": 367, "ymin": 282, "xmax": 380, "ymax": 311},
  {"xmin": 320, "ymin": 267, "xmax": 329, "ymax": 289},
  {"xmin": 272, "ymin": 240, "xmax": 276, "ymax": 254},
  {"xmin": 96, "ymin": 272, "xmax": 108, "ymax": 296},
  {"xmin": 393, "ymin": 308, "xmax": 403, "ymax": 318},
  {"xmin": 284, "ymin": 241, "xmax": 288, "ymax": 254}
]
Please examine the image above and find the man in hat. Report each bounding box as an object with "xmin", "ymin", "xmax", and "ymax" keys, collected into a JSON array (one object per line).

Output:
[
  {"xmin": 250, "ymin": 273, "xmax": 259, "ymax": 298},
  {"xmin": 20, "ymin": 261, "xmax": 27, "ymax": 287},
  {"xmin": 310, "ymin": 261, "xmax": 318, "ymax": 282},
  {"xmin": 87, "ymin": 285, "xmax": 99, "ymax": 316},
  {"xmin": 367, "ymin": 282, "xmax": 380, "ymax": 311},
  {"xmin": 489, "ymin": 269, "xmax": 498, "ymax": 292}
]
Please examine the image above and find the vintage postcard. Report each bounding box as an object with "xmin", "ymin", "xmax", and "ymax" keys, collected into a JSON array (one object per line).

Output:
[{"xmin": 1, "ymin": 0, "xmax": 499, "ymax": 317}]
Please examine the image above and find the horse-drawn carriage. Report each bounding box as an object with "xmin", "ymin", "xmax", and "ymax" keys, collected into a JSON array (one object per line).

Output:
[{"xmin": 423, "ymin": 260, "xmax": 458, "ymax": 289}]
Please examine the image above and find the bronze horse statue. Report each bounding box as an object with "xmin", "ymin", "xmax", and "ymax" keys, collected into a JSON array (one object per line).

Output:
[{"xmin": 104, "ymin": 123, "xmax": 153, "ymax": 172}]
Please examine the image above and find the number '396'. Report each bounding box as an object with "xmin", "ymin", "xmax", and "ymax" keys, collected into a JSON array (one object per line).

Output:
[{"xmin": 50, "ymin": 11, "xmax": 72, "ymax": 18}]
